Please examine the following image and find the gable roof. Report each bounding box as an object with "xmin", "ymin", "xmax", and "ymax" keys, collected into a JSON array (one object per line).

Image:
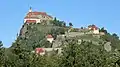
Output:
[{"xmin": 35, "ymin": 48, "xmax": 45, "ymax": 53}]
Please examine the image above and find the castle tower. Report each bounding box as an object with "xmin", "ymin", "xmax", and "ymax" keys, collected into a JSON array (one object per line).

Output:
[{"xmin": 29, "ymin": 7, "xmax": 32, "ymax": 12}]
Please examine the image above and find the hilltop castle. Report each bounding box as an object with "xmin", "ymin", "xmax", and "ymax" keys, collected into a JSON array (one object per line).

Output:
[{"xmin": 24, "ymin": 7, "xmax": 53, "ymax": 23}]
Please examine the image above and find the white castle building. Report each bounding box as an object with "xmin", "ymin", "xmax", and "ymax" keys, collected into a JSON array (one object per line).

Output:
[{"xmin": 24, "ymin": 7, "xmax": 53, "ymax": 23}]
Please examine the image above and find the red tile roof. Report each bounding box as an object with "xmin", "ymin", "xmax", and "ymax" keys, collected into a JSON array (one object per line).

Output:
[
  {"xmin": 47, "ymin": 15, "xmax": 53, "ymax": 18},
  {"xmin": 88, "ymin": 25, "xmax": 98, "ymax": 30},
  {"xmin": 26, "ymin": 20, "xmax": 36, "ymax": 23},
  {"xmin": 28, "ymin": 12, "xmax": 47, "ymax": 15},
  {"xmin": 92, "ymin": 27, "xmax": 98, "ymax": 30},
  {"xmin": 35, "ymin": 48, "xmax": 45, "ymax": 53},
  {"xmin": 47, "ymin": 35, "xmax": 53, "ymax": 38},
  {"xmin": 24, "ymin": 12, "xmax": 53, "ymax": 19}
]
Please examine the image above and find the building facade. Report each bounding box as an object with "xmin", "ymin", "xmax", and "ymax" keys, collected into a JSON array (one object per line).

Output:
[
  {"xmin": 88, "ymin": 25, "xmax": 100, "ymax": 34},
  {"xmin": 35, "ymin": 48, "xmax": 45, "ymax": 55},
  {"xmin": 47, "ymin": 34, "xmax": 54, "ymax": 43},
  {"xmin": 35, "ymin": 48, "xmax": 62, "ymax": 56}
]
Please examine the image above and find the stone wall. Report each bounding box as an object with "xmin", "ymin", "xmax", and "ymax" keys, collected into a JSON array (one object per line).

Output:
[{"xmin": 65, "ymin": 32, "xmax": 85, "ymax": 37}]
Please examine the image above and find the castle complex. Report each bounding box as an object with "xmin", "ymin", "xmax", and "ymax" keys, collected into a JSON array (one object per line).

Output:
[{"xmin": 22, "ymin": 8, "xmax": 106, "ymax": 56}]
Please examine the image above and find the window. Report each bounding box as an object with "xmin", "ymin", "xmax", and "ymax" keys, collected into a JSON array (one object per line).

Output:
[{"xmin": 43, "ymin": 16, "xmax": 46, "ymax": 18}]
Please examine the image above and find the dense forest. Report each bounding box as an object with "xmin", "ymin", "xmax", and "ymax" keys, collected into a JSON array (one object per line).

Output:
[{"xmin": 0, "ymin": 18, "xmax": 120, "ymax": 67}]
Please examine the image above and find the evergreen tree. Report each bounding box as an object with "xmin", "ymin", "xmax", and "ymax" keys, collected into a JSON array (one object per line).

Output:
[
  {"xmin": 112, "ymin": 33, "xmax": 119, "ymax": 39},
  {"xmin": 61, "ymin": 39, "xmax": 120, "ymax": 67},
  {"xmin": 69, "ymin": 22, "xmax": 73, "ymax": 27},
  {"xmin": 100, "ymin": 27, "xmax": 108, "ymax": 34},
  {"xmin": 0, "ymin": 41, "xmax": 5, "ymax": 67}
]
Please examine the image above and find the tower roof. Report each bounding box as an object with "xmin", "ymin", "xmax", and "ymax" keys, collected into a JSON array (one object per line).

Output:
[{"xmin": 29, "ymin": 7, "xmax": 32, "ymax": 12}]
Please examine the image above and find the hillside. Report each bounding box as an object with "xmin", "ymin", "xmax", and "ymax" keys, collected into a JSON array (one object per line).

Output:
[
  {"xmin": 10, "ymin": 19, "xmax": 67, "ymax": 50},
  {"xmin": 0, "ymin": 18, "xmax": 120, "ymax": 67},
  {"xmin": 9, "ymin": 18, "xmax": 120, "ymax": 51}
]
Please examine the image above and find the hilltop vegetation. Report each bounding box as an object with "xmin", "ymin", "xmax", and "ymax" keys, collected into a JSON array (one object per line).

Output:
[
  {"xmin": 0, "ymin": 18, "xmax": 120, "ymax": 67},
  {"xmin": 11, "ymin": 18, "xmax": 67, "ymax": 50}
]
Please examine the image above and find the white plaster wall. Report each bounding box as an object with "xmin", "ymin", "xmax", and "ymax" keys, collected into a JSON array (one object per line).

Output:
[
  {"xmin": 100, "ymin": 32, "xmax": 105, "ymax": 35},
  {"xmin": 35, "ymin": 48, "xmax": 62, "ymax": 55},
  {"xmin": 88, "ymin": 27, "xmax": 92, "ymax": 30},
  {"xmin": 44, "ymin": 48, "xmax": 62, "ymax": 54},
  {"xmin": 40, "ymin": 52, "xmax": 45, "ymax": 55},
  {"xmin": 47, "ymin": 38, "xmax": 54, "ymax": 43},
  {"xmin": 93, "ymin": 30, "xmax": 99, "ymax": 34}
]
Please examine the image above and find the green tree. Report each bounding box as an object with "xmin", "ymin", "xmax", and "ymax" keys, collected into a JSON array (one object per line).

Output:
[
  {"xmin": 100, "ymin": 27, "xmax": 107, "ymax": 34},
  {"xmin": 63, "ymin": 22, "xmax": 66, "ymax": 27},
  {"xmin": 10, "ymin": 39, "xmax": 30, "ymax": 67},
  {"xmin": 69, "ymin": 22, "xmax": 73, "ymax": 27},
  {"xmin": 101, "ymin": 33, "xmax": 120, "ymax": 50},
  {"xmin": 54, "ymin": 17, "xmax": 57, "ymax": 21},
  {"xmin": 112, "ymin": 33, "xmax": 119, "ymax": 39},
  {"xmin": 61, "ymin": 39, "xmax": 120, "ymax": 67},
  {"xmin": 0, "ymin": 41, "xmax": 5, "ymax": 67},
  {"xmin": 29, "ymin": 54, "xmax": 60, "ymax": 67}
]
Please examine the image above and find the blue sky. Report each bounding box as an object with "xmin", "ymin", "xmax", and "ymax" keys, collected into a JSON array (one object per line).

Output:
[{"xmin": 0, "ymin": 0, "xmax": 120, "ymax": 47}]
